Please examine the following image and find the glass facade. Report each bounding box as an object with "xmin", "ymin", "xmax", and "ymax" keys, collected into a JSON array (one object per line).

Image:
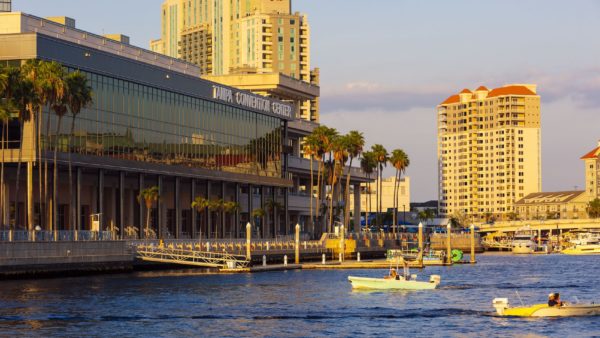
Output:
[
  {"xmin": 0, "ymin": 1, "xmax": 10, "ymax": 13},
  {"xmin": 43, "ymin": 69, "xmax": 284, "ymax": 178}
]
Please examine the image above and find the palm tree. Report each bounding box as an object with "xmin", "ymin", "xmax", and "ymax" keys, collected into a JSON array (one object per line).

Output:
[
  {"xmin": 137, "ymin": 186, "xmax": 159, "ymax": 239},
  {"xmin": 65, "ymin": 71, "xmax": 93, "ymax": 231},
  {"xmin": 0, "ymin": 66, "xmax": 15, "ymax": 227},
  {"xmin": 328, "ymin": 135, "xmax": 346, "ymax": 232},
  {"xmin": 208, "ymin": 198, "xmax": 224, "ymax": 238},
  {"xmin": 342, "ymin": 131, "xmax": 364, "ymax": 230},
  {"xmin": 302, "ymin": 134, "xmax": 319, "ymax": 234},
  {"xmin": 251, "ymin": 208, "xmax": 266, "ymax": 237},
  {"xmin": 370, "ymin": 144, "xmax": 388, "ymax": 228},
  {"xmin": 222, "ymin": 201, "xmax": 241, "ymax": 238},
  {"xmin": 390, "ymin": 149, "xmax": 409, "ymax": 232},
  {"xmin": 360, "ymin": 151, "xmax": 376, "ymax": 229},
  {"xmin": 191, "ymin": 196, "xmax": 209, "ymax": 239},
  {"xmin": 265, "ymin": 198, "xmax": 283, "ymax": 238},
  {"xmin": 311, "ymin": 125, "xmax": 338, "ymax": 233}
]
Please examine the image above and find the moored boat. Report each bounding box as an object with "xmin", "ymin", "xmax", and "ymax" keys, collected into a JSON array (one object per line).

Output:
[
  {"xmin": 512, "ymin": 227, "xmax": 537, "ymax": 254},
  {"xmin": 562, "ymin": 242, "xmax": 600, "ymax": 255},
  {"xmin": 348, "ymin": 274, "xmax": 441, "ymax": 290},
  {"xmin": 493, "ymin": 298, "xmax": 600, "ymax": 317}
]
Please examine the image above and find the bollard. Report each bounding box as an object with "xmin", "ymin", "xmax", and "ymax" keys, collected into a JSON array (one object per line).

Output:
[
  {"xmin": 339, "ymin": 252, "xmax": 343, "ymax": 263},
  {"xmin": 418, "ymin": 222, "xmax": 424, "ymax": 266},
  {"xmin": 8, "ymin": 229, "xmax": 13, "ymax": 242},
  {"xmin": 74, "ymin": 230, "xmax": 78, "ymax": 242},
  {"xmin": 284, "ymin": 255, "xmax": 288, "ymax": 266},
  {"xmin": 304, "ymin": 241, "xmax": 307, "ymax": 250},
  {"xmin": 446, "ymin": 224, "xmax": 452, "ymax": 265},
  {"xmin": 246, "ymin": 222, "xmax": 252, "ymax": 260},
  {"xmin": 538, "ymin": 229, "xmax": 542, "ymax": 248},
  {"xmin": 263, "ymin": 255, "xmax": 267, "ymax": 267},
  {"xmin": 322, "ymin": 253, "xmax": 326, "ymax": 265},
  {"xmin": 470, "ymin": 224, "xmax": 476, "ymax": 264},
  {"xmin": 207, "ymin": 241, "xmax": 210, "ymax": 252},
  {"xmin": 339, "ymin": 225, "xmax": 345, "ymax": 262},
  {"xmin": 357, "ymin": 252, "xmax": 361, "ymax": 262},
  {"xmin": 295, "ymin": 224, "xmax": 300, "ymax": 264}
]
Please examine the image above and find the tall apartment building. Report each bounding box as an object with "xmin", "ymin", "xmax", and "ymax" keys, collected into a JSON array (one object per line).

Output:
[
  {"xmin": 0, "ymin": 0, "xmax": 10, "ymax": 12},
  {"xmin": 581, "ymin": 141, "xmax": 600, "ymax": 199},
  {"xmin": 437, "ymin": 84, "xmax": 542, "ymax": 222},
  {"xmin": 151, "ymin": 0, "xmax": 319, "ymax": 122}
]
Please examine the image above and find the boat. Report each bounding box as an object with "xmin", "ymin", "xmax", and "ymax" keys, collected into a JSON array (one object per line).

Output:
[
  {"xmin": 493, "ymin": 298, "xmax": 600, "ymax": 317},
  {"xmin": 348, "ymin": 256, "xmax": 441, "ymax": 290},
  {"xmin": 512, "ymin": 227, "xmax": 538, "ymax": 254},
  {"xmin": 562, "ymin": 241, "xmax": 600, "ymax": 255}
]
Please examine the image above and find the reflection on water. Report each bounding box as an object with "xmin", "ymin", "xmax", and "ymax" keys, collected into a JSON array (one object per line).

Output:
[{"xmin": 1, "ymin": 255, "xmax": 599, "ymax": 337}]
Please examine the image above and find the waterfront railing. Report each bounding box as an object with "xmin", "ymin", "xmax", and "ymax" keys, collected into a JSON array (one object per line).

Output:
[{"xmin": 0, "ymin": 230, "xmax": 117, "ymax": 242}]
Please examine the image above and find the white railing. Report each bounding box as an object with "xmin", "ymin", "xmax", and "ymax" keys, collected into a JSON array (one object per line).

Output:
[{"xmin": 0, "ymin": 230, "xmax": 117, "ymax": 242}]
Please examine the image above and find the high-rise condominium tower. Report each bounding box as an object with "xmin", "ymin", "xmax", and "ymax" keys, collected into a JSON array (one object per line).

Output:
[
  {"xmin": 437, "ymin": 84, "xmax": 541, "ymax": 222},
  {"xmin": 151, "ymin": 0, "xmax": 319, "ymax": 122}
]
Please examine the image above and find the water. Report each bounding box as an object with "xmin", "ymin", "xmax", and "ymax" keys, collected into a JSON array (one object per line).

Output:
[{"xmin": 1, "ymin": 254, "xmax": 599, "ymax": 337}]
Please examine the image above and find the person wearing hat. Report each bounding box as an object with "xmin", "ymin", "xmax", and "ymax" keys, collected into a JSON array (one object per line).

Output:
[{"xmin": 548, "ymin": 293, "xmax": 564, "ymax": 307}]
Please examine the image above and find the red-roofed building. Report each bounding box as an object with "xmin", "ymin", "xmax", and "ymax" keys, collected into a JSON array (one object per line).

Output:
[
  {"xmin": 582, "ymin": 141, "xmax": 600, "ymax": 198},
  {"xmin": 436, "ymin": 84, "xmax": 541, "ymax": 222}
]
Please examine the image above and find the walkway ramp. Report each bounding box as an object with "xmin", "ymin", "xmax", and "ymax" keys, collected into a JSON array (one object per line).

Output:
[{"xmin": 135, "ymin": 245, "xmax": 250, "ymax": 269}]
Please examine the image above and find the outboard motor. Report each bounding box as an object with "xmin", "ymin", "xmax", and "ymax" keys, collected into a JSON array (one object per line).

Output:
[
  {"xmin": 493, "ymin": 298, "xmax": 509, "ymax": 315},
  {"xmin": 429, "ymin": 275, "xmax": 441, "ymax": 285}
]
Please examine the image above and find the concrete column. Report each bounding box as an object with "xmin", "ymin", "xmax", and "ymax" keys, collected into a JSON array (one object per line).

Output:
[
  {"xmin": 98, "ymin": 169, "xmax": 104, "ymax": 230},
  {"xmin": 284, "ymin": 187, "xmax": 290, "ymax": 236},
  {"xmin": 175, "ymin": 177, "xmax": 181, "ymax": 239},
  {"xmin": 221, "ymin": 181, "xmax": 226, "ymax": 238},
  {"xmin": 206, "ymin": 180, "xmax": 211, "ymax": 239},
  {"xmin": 235, "ymin": 183, "xmax": 240, "ymax": 238},
  {"xmin": 138, "ymin": 173, "xmax": 144, "ymax": 234},
  {"xmin": 26, "ymin": 161, "xmax": 33, "ymax": 231},
  {"xmin": 119, "ymin": 171, "xmax": 125, "ymax": 239},
  {"xmin": 76, "ymin": 167, "xmax": 81, "ymax": 231},
  {"xmin": 353, "ymin": 184, "xmax": 361, "ymax": 233},
  {"xmin": 157, "ymin": 175, "xmax": 163, "ymax": 239},
  {"xmin": 246, "ymin": 222, "xmax": 251, "ymax": 260},
  {"xmin": 260, "ymin": 186, "xmax": 265, "ymax": 238},
  {"xmin": 191, "ymin": 179, "xmax": 197, "ymax": 239},
  {"xmin": 271, "ymin": 187, "xmax": 276, "ymax": 238},
  {"xmin": 295, "ymin": 223, "xmax": 300, "ymax": 264},
  {"xmin": 446, "ymin": 223, "xmax": 452, "ymax": 265},
  {"xmin": 470, "ymin": 224, "xmax": 476, "ymax": 264}
]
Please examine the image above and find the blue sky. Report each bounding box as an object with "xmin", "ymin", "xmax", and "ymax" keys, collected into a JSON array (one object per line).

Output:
[{"xmin": 13, "ymin": 0, "xmax": 600, "ymax": 201}]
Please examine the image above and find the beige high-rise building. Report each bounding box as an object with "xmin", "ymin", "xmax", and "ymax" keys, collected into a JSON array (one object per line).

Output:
[
  {"xmin": 437, "ymin": 84, "xmax": 542, "ymax": 222},
  {"xmin": 350, "ymin": 176, "xmax": 411, "ymax": 218},
  {"xmin": 151, "ymin": 0, "xmax": 319, "ymax": 122}
]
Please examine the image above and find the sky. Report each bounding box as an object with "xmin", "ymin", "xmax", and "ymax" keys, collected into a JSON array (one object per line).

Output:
[{"xmin": 12, "ymin": 0, "xmax": 600, "ymax": 202}]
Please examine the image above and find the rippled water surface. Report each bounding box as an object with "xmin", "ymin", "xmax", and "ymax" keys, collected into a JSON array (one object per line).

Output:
[{"xmin": 1, "ymin": 254, "xmax": 599, "ymax": 337}]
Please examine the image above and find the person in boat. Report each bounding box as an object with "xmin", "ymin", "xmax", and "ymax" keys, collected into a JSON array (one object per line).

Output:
[
  {"xmin": 385, "ymin": 268, "xmax": 398, "ymax": 280},
  {"xmin": 548, "ymin": 293, "xmax": 564, "ymax": 307}
]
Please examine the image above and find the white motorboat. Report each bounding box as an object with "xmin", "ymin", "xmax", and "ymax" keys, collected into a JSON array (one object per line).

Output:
[
  {"xmin": 512, "ymin": 228, "xmax": 537, "ymax": 254},
  {"xmin": 348, "ymin": 256, "xmax": 441, "ymax": 290}
]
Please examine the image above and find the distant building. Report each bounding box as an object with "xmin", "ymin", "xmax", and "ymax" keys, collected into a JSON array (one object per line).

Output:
[
  {"xmin": 0, "ymin": 0, "xmax": 10, "ymax": 12},
  {"xmin": 350, "ymin": 176, "xmax": 410, "ymax": 217},
  {"xmin": 581, "ymin": 140, "xmax": 600, "ymax": 199},
  {"xmin": 515, "ymin": 191, "xmax": 588, "ymax": 220},
  {"xmin": 410, "ymin": 200, "xmax": 438, "ymax": 213},
  {"xmin": 437, "ymin": 84, "xmax": 541, "ymax": 222}
]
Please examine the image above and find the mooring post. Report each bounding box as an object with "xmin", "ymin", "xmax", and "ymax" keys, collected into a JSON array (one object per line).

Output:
[
  {"xmin": 246, "ymin": 222, "xmax": 251, "ymax": 260},
  {"xmin": 339, "ymin": 225, "xmax": 345, "ymax": 262},
  {"xmin": 322, "ymin": 253, "xmax": 326, "ymax": 265},
  {"xmin": 284, "ymin": 255, "xmax": 288, "ymax": 266},
  {"xmin": 446, "ymin": 223, "xmax": 452, "ymax": 265},
  {"xmin": 295, "ymin": 223, "xmax": 300, "ymax": 264},
  {"xmin": 357, "ymin": 252, "xmax": 361, "ymax": 262},
  {"xmin": 262, "ymin": 255, "xmax": 267, "ymax": 267},
  {"xmin": 470, "ymin": 224, "xmax": 476, "ymax": 264},
  {"xmin": 418, "ymin": 222, "xmax": 424, "ymax": 266}
]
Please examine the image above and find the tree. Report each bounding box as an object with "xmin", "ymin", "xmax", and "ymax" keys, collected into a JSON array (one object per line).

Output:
[
  {"xmin": 208, "ymin": 198, "xmax": 224, "ymax": 238},
  {"xmin": 360, "ymin": 151, "xmax": 376, "ymax": 229},
  {"xmin": 370, "ymin": 144, "xmax": 388, "ymax": 229},
  {"xmin": 342, "ymin": 131, "xmax": 364, "ymax": 231},
  {"xmin": 223, "ymin": 201, "xmax": 241, "ymax": 238},
  {"xmin": 587, "ymin": 198, "xmax": 600, "ymax": 219},
  {"xmin": 311, "ymin": 125, "xmax": 338, "ymax": 234},
  {"xmin": 390, "ymin": 149, "xmax": 409, "ymax": 232},
  {"xmin": 265, "ymin": 199, "xmax": 283, "ymax": 237},
  {"xmin": 450, "ymin": 210, "xmax": 469, "ymax": 228},
  {"xmin": 302, "ymin": 134, "xmax": 319, "ymax": 235},
  {"xmin": 0, "ymin": 65, "xmax": 16, "ymax": 226},
  {"xmin": 48, "ymin": 63, "xmax": 67, "ymax": 231},
  {"xmin": 137, "ymin": 186, "xmax": 159, "ymax": 239},
  {"xmin": 251, "ymin": 208, "xmax": 266, "ymax": 237},
  {"xmin": 65, "ymin": 71, "xmax": 93, "ymax": 231},
  {"xmin": 191, "ymin": 196, "xmax": 209, "ymax": 238},
  {"xmin": 328, "ymin": 135, "xmax": 346, "ymax": 232},
  {"xmin": 418, "ymin": 209, "xmax": 435, "ymax": 225}
]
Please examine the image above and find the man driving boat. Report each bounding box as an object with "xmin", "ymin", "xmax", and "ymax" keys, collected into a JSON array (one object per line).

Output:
[{"xmin": 548, "ymin": 293, "xmax": 564, "ymax": 307}]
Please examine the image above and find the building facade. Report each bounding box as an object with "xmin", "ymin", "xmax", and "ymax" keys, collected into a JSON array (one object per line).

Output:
[
  {"xmin": 515, "ymin": 191, "xmax": 588, "ymax": 221},
  {"xmin": 437, "ymin": 84, "xmax": 542, "ymax": 222},
  {"xmin": 151, "ymin": 0, "xmax": 319, "ymax": 123},
  {"xmin": 0, "ymin": 12, "xmax": 358, "ymax": 239},
  {"xmin": 349, "ymin": 176, "xmax": 411, "ymax": 221},
  {"xmin": 581, "ymin": 141, "xmax": 600, "ymax": 199}
]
